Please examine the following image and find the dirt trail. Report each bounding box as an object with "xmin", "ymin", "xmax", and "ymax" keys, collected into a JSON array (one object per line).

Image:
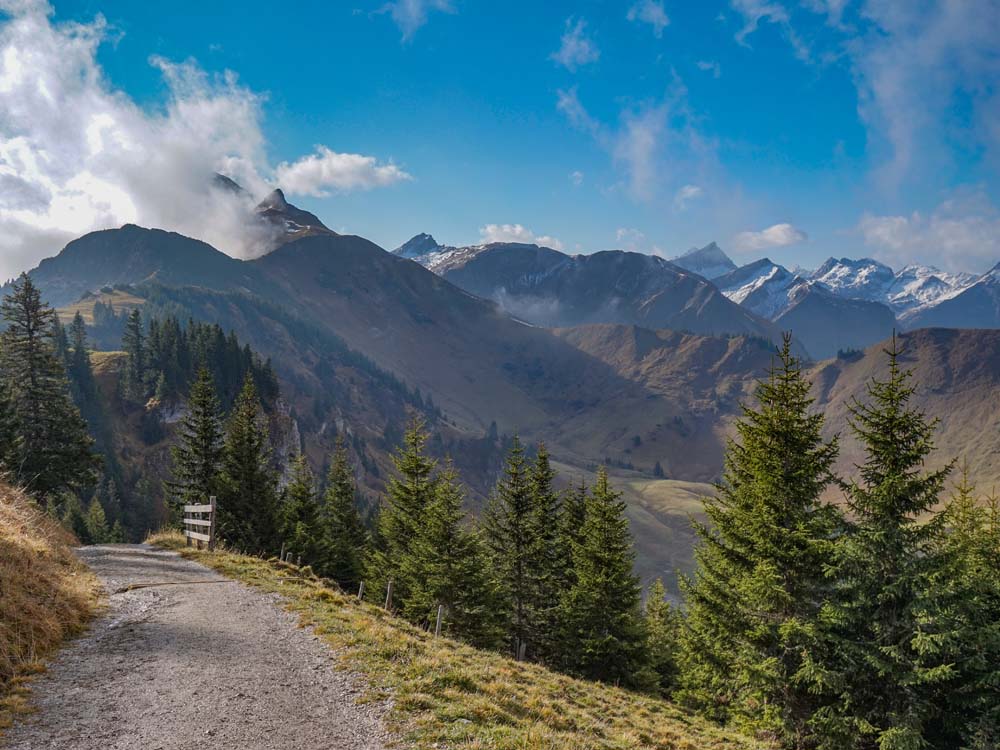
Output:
[{"xmin": 3, "ymin": 544, "xmax": 391, "ymax": 749}]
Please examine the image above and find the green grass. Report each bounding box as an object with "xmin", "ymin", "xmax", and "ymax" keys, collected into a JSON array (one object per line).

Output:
[{"xmin": 148, "ymin": 530, "xmax": 764, "ymax": 750}]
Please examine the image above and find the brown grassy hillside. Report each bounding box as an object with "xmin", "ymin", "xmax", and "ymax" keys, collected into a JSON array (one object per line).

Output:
[{"xmin": 0, "ymin": 484, "xmax": 102, "ymax": 730}]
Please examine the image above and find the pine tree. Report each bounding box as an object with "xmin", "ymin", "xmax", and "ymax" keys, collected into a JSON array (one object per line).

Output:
[
  {"xmin": 320, "ymin": 438, "xmax": 367, "ymax": 589},
  {"xmin": 121, "ymin": 308, "xmax": 146, "ymax": 401},
  {"xmin": 167, "ymin": 367, "xmax": 224, "ymax": 510},
  {"xmin": 0, "ymin": 274, "xmax": 98, "ymax": 498},
  {"xmin": 923, "ymin": 470, "xmax": 1000, "ymax": 749},
  {"xmin": 815, "ymin": 336, "xmax": 952, "ymax": 750},
  {"xmin": 278, "ymin": 454, "xmax": 322, "ymax": 565},
  {"xmin": 677, "ymin": 334, "xmax": 842, "ymax": 745},
  {"xmin": 644, "ymin": 578, "xmax": 681, "ymax": 695},
  {"xmin": 217, "ymin": 374, "xmax": 278, "ymax": 553},
  {"xmin": 401, "ymin": 464, "xmax": 503, "ymax": 648},
  {"xmin": 483, "ymin": 437, "xmax": 537, "ymax": 659},
  {"xmin": 525, "ymin": 443, "xmax": 564, "ymax": 663},
  {"xmin": 367, "ymin": 418, "xmax": 437, "ymax": 606},
  {"xmin": 61, "ymin": 495, "xmax": 90, "ymax": 543},
  {"xmin": 85, "ymin": 496, "xmax": 111, "ymax": 544},
  {"xmin": 0, "ymin": 374, "xmax": 20, "ymax": 475},
  {"xmin": 559, "ymin": 477, "xmax": 588, "ymax": 583},
  {"xmin": 559, "ymin": 467, "xmax": 647, "ymax": 686}
]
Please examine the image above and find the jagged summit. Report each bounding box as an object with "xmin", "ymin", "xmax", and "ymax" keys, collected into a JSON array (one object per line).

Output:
[
  {"xmin": 670, "ymin": 242, "xmax": 737, "ymax": 279},
  {"xmin": 394, "ymin": 233, "xmax": 442, "ymax": 258}
]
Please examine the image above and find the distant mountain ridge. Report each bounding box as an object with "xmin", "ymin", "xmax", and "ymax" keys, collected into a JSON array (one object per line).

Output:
[{"xmin": 670, "ymin": 242, "xmax": 737, "ymax": 280}]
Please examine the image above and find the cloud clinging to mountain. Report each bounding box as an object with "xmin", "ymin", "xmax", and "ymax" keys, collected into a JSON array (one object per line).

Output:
[{"xmin": 0, "ymin": 0, "xmax": 409, "ymax": 278}]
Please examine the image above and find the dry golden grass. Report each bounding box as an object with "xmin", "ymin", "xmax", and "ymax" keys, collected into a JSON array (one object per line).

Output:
[
  {"xmin": 0, "ymin": 484, "xmax": 102, "ymax": 732},
  {"xmin": 149, "ymin": 529, "xmax": 765, "ymax": 750},
  {"xmin": 56, "ymin": 289, "xmax": 145, "ymax": 324}
]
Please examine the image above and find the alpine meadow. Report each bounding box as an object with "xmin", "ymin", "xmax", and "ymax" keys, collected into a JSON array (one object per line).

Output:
[{"xmin": 2, "ymin": 2, "xmax": 1000, "ymax": 749}]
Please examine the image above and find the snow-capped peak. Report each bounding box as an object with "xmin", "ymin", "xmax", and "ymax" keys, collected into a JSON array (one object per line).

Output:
[
  {"xmin": 394, "ymin": 233, "xmax": 442, "ymax": 259},
  {"xmin": 671, "ymin": 242, "xmax": 737, "ymax": 280}
]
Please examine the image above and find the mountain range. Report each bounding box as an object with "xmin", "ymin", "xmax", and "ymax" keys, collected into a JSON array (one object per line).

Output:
[{"xmin": 9, "ymin": 186, "xmax": 1000, "ymax": 589}]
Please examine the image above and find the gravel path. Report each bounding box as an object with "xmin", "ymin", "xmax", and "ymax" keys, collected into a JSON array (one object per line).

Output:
[{"xmin": 4, "ymin": 544, "xmax": 391, "ymax": 750}]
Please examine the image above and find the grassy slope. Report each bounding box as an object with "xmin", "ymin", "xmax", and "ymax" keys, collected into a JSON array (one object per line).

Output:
[
  {"xmin": 0, "ymin": 484, "xmax": 102, "ymax": 732},
  {"xmin": 148, "ymin": 531, "xmax": 762, "ymax": 750}
]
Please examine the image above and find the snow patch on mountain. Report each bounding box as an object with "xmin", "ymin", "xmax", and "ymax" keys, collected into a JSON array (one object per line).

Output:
[{"xmin": 671, "ymin": 242, "xmax": 737, "ymax": 280}]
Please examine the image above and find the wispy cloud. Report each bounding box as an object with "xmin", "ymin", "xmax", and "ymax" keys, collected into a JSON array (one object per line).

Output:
[
  {"xmin": 551, "ymin": 17, "xmax": 599, "ymax": 71},
  {"xmin": 569, "ymin": 170, "xmax": 584, "ymax": 186},
  {"xmin": 480, "ymin": 223, "xmax": 564, "ymax": 251},
  {"xmin": 733, "ymin": 222, "xmax": 807, "ymax": 251},
  {"xmin": 857, "ymin": 191, "xmax": 1000, "ymax": 273},
  {"xmin": 674, "ymin": 184, "xmax": 704, "ymax": 209},
  {"xmin": 696, "ymin": 60, "xmax": 721, "ymax": 78},
  {"xmin": 615, "ymin": 227, "xmax": 646, "ymax": 251},
  {"xmin": 729, "ymin": 0, "xmax": 810, "ymax": 61},
  {"xmin": 627, "ymin": 1, "xmax": 669, "ymax": 38},
  {"xmin": 0, "ymin": 0, "xmax": 411, "ymax": 276},
  {"xmin": 378, "ymin": 0, "xmax": 454, "ymax": 42}
]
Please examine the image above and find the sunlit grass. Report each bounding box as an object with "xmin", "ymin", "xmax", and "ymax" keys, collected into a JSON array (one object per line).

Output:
[{"xmin": 149, "ymin": 529, "xmax": 764, "ymax": 750}]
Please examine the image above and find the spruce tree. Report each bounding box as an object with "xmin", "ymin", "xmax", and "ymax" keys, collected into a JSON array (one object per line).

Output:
[
  {"xmin": 61, "ymin": 495, "xmax": 90, "ymax": 543},
  {"xmin": 644, "ymin": 578, "xmax": 681, "ymax": 695},
  {"xmin": 559, "ymin": 477, "xmax": 588, "ymax": 585},
  {"xmin": 217, "ymin": 374, "xmax": 279, "ymax": 553},
  {"xmin": 320, "ymin": 438, "xmax": 367, "ymax": 589},
  {"xmin": 278, "ymin": 454, "xmax": 322, "ymax": 565},
  {"xmin": 0, "ymin": 374, "xmax": 20, "ymax": 475},
  {"xmin": 0, "ymin": 274, "xmax": 98, "ymax": 498},
  {"xmin": 121, "ymin": 308, "xmax": 146, "ymax": 401},
  {"xmin": 401, "ymin": 464, "xmax": 502, "ymax": 648},
  {"xmin": 367, "ymin": 418, "xmax": 437, "ymax": 606},
  {"xmin": 677, "ymin": 334, "xmax": 842, "ymax": 745},
  {"xmin": 167, "ymin": 367, "xmax": 223, "ymax": 509},
  {"xmin": 525, "ymin": 443, "xmax": 564, "ymax": 663},
  {"xmin": 559, "ymin": 467, "xmax": 647, "ymax": 686},
  {"xmin": 483, "ymin": 437, "xmax": 537, "ymax": 659},
  {"xmin": 85, "ymin": 496, "xmax": 111, "ymax": 544},
  {"xmin": 815, "ymin": 337, "xmax": 952, "ymax": 750}
]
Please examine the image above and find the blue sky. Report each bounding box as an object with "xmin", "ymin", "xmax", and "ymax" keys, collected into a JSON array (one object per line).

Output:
[{"xmin": 1, "ymin": 0, "xmax": 998, "ymax": 278}]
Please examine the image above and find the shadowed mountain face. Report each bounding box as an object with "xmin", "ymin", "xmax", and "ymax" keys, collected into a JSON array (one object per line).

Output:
[
  {"xmin": 405, "ymin": 241, "xmax": 786, "ymax": 346},
  {"xmin": 903, "ymin": 266, "xmax": 1000, "ymax": 329},
  {"xmin": 670, "ymin": 242, "xmax": 737, "ymax": 279}
]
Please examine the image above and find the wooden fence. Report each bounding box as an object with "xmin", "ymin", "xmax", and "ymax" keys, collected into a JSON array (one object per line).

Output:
[{"xmin": 183, "ymin": 496, "xmax": 216, "ymax": 550}]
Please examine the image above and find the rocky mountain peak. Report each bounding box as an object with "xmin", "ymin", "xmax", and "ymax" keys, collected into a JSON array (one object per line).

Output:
[{"xmin": 394, "ymin": 233, "xmax": 442, "ymax": 258}]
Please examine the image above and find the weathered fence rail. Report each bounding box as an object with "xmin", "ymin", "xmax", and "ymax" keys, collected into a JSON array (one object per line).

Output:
[{"xmin": 183, "ymin": 496, "xmax": 216, "ymax": 550}]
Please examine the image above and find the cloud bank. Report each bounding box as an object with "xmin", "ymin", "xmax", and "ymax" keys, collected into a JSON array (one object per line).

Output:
[
  {"xmin": 733, "ymin": 222, "xmax": 807, "ymax": 251},
  {"xmin": 0, "ymin": 0, "xmax": 409, "ymax": 279},
  {"xmin": 480, "ymin": 223, "xmax": 564, "ymax": 251}
]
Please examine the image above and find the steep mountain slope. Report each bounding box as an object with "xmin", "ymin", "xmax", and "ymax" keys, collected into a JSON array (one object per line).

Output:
[
  {"xmin": 254, "ymin": 188, "xmax": 335, "ymax": 250},
  {"xmin": 775, "ymin": 283, "xmax": 896, "ymax": 359},
  {"xmin": 670, "ymin": 242, "xmax": 737, "ymax": 279},
  {"xmin": 716, "ymin": 258, "xmax": 802, "ymax": 318},
  {"xmin": 403, "ymin": 241, "xmax": 785, "ymax": 343},
  {"xmin": 7, "ymin": 224, "xmax": 269, "ymax": 308},
  {"xmin": 902, "ymin": 265, "xmax": 1000, "ymax": 329}
]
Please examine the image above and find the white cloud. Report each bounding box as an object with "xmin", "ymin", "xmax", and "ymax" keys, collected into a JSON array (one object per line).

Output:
[
  {"xmin": 674, "ymin": 183, "xmax": 704, "ymax": 209},
  {"xmin": 696, "ymin": 60, "xmax": 721, "ymax": 78},
  {"xmin": 275, "ymin": 146, "xmax": 411, "ymax": 197},
  {"xmin": 569, "ymin": 170, "xmax": 584, "ymax": 186},
  {"xmin": 479, "ymin": 223, "xmax": 564, "ymax": 251},
  {"xmin": 551, "ymin": 17, "xmax": 599, "ymax": 72},
  {"xmin": 627, "ymin": 1, "xmax": 669, "ymax": 38},
  {"xmin": 615, "ymin": 227, "xmax": 646, "ymax": 251},
  {"xmin": 733, "ymin": 222, "xmax": 807, "ymax": 251},
  {"xmin": 379, "ymin": 0, "xmax": 453, "ymax": 42},
  {"xmin": 0, "ymin": 1, "xmax": 410, "ymax": 278},
  {"xmin": 730, "ymin": 0, "xmax": 809, "ymax": 60},
  {"xmin": 557, "ymin": 83, "xmax": 707, "ymax": 202},
  {"xmin": 857, "ymin": 193, "xmax": 1000, "ymax": 272}
]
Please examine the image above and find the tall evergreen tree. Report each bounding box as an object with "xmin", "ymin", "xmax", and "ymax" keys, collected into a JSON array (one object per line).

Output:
[
  {"xmin": 320, "ymin": 438, "xmax": 367, "ymax": 589},
  {"xmin": 677, "ymin": 334, "xmax": 842, "ymax": 746},
  {"xmin": 217, "ymin": 374, "xmax": 279, "ymax": 553},
  {"xmin": 559, "ymin": 467, "xmax": 647, "ymax": 686},
  {"xmin": 644, "ymin": 578, "xmax": 681, "ymax": 695},
  {"xmin": 167, "ymin": 367, "xmax": 224, "ymax": 510},
  {"xmin": 367, "ymin": 418, "xmax": 437, "ymax": 606},
  {"xmin": 0, "ymin": 375, "xmax": 20, "ymax": 475},
  {"xmin": 483, "ymin": 437, "xmax": 537, "ymax": 659},
  {"xmin": 401, "ymin": 464, "xmax": 503, "ymax": 648},
  {"xmin": 815, "ymin": 337, "xmax": 952, "ymax": 750},
  {"xmin": 278, "ymin": 454, "xmax": 323, "ymax": 564},
  {"xmin": 61, "ymin": 494, "xmax": 90, "ymax": 543},
  {"xmin": 85, "ymin": 496, "xmax": 112, "ymax": 544},
  {"xmin": 0, "ymin": 274, "xmax": 98, "ymax": 497},
  {"xmin": 525, "ymin": 443, "xmax": 565, "ymax": 663},
  {"xmin": 558, "ymin": 477, "xmax": 588, "ymax": 585},
  {"xmin": 121, "ymin": 308, "xmax": 146, "ymax": 401}
]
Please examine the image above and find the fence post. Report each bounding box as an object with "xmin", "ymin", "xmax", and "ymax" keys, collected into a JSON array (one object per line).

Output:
[
  {"xmin": 279, "ymin": 541, "xmax": 286, "ymax": 561},
  {"xmin": 384, "ymin": 579, "xmax": 394, "ymax": 610},
  {"xmin": 296, "ymin": 554, "xmax": 302, "ymax": 567},
  {"xmin": 357, "ymin": 581, "xmax": 365, "ymax": 600},
  {"xmin": 208, "ymin": 495, "xmax": 217, "ymax": 551},
  {"xmin": 435, "ymin": 604, "xmax": 444, "ymax": 637},
  {"xmin": 517, "ymin": 641, "xmax": 527, "ymax": 662}
]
